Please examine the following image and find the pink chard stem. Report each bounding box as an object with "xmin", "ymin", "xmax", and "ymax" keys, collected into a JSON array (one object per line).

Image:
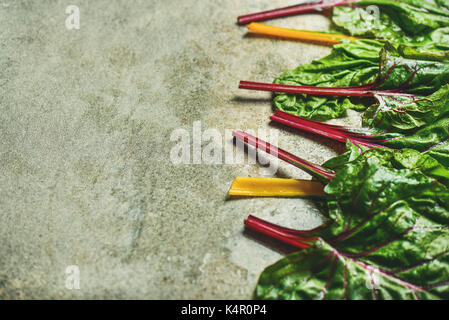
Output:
[
  {"xmin": 239, "ymin": 81, "xmax": 377, "ymax": 97},
  {"xmin": 233, "ymin": 130, "xmax": 335, "ymax": 183},
  {"xmin": 245, "ymin": 215, "xmax": 318, "ymax": 249},
  {"xmin": 271, "ymin": 110, "xmax": 385, "ymax": 148},
  {"xmin": 237, "ymin": 0, "xmax": 359, "ymax": 25},
  {"xmin": 239, "ymin": 81, "xmax": 414, "ymax": 98}
]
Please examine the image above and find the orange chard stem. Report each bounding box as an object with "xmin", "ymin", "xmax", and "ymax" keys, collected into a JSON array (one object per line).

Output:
[{"xmin": 246, "ymin": 22, "xmax": 359, "ymax": 45}]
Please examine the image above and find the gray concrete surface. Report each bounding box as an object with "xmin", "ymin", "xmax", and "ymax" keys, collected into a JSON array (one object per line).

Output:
[{"xmin": 0, "ymin": 0, "xmax": 357, "ymax": 299}]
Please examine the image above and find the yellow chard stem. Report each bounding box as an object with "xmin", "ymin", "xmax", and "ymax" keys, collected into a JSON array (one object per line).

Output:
[
  {"xmin": 246, "ymin": 22, "xmax": 359, "ymax": 45},
  {"xmin": 228, "ymin": 177, "xmax": 325, "ymax": 198}
]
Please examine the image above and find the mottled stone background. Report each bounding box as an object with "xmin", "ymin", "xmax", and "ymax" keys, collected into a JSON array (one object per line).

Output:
[{"xmin": 0, "ymin": 0, "xmax": 357, "ymax": 299}]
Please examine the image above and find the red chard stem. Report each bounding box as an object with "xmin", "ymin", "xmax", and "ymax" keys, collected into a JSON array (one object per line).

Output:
[
  {"xmin": 271, "ymin": 112, "xmax": 348, "ymax": 143},
  {"xmin": 237, "ymin": 0, "xmax": 358, "ymax": 25},
  {"xmin": 245, "ymin": 215, "xmax": 318, "ymax": 249},
  {"xmin": 239, "ymin": 81, "xmax": 377, "ymax": 97},
  {"xmin": 270, "ymin": 110, "xmax": 387, "ymax": 148},
  {"xmin": 239, "ymin": 81, "xmax": 414, "ymax": 98},
  {"xmin": 233, "ymin": 130, "xmax": 335, "ymax": 182}
]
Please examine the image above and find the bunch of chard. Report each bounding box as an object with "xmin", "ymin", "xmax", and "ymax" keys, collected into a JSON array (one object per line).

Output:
[
  {"xmin": 238, "ymin": 0, "xmax": 449, "ymax": 51},
  {"xmin": 269, "ymin": 82, "xmax": 449, "ymax": 166},
  {"xmin": 241, "ymin": 41, "xmax": 449, "ymax": 121},
  {"xmin": 232, "ymin": 131, "xmax": 449, "ymax": 300},
  {"xmin": 232, "ymin": 1, "xmax": 449, "ymax": 300}
]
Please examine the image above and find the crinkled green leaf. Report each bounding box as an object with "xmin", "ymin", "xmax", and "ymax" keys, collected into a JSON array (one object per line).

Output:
[
  {"xmin": 377, "ymin": 43, "xmax": 449, "ymax": 94},
  {"xmin": 363, "ymin": 85, "xmax": 449, "ymax": 130},
  {"xmin": 274, "ymin": 40, "xmax": 382, "ymax": 120},
  {"xmin": 361, "ymin": 85, "xmax": 449, "ymax": 166},
  {"xmin": 257, "ymin": 239, "xmax": 443, "ymax": 300},
  {"xmin": 273, "ymin": 85, "xmax": 449, "ymax": 166},
  {"xmin": 321, "ymin": 141, "xmax": 369, "ymax": 169},
  {"xmin": 323, "ymin": 146, "xmax": 449, "ymax": 189},
  {"xmin": 256, "ymin": 150, "xmax": 449, "ymax": 300},
  {"xmin": 274, "ymin": 40, "xmax": 449, "ymax": 120},
  {"xmin": 332, "ymin": 1, "xmax": 449, "ymax": 50}
]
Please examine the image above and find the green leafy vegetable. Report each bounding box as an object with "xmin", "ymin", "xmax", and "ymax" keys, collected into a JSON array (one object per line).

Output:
[
  {"xmin": 241, "ymin": 141, "xmax": 449, "ymax": 300},
  {"xmin": 376, "ymin": 43, "xmax": 449, "ymax": 93},
  {"xmin": 238, "ymin": 0, "xmax": 449, "ymax": 50},
  {"xmin": 270, "ymin": 84, "xmax": 449, "ymax": 166},
  {"xmin": 273, "ymin": 41, "xmax": 449, "ymax": 120},
  {"xmin": 324, "ymin": 142, "xmax": 449, "ymax": 189},
  {"xmin": 235, "ymin": 0, "xmax": 449, "ymax": 301},
  {"xmin": 332, "ymin": 1, "xmax": 449, "ymax": 51},
  {"xmin": 274, "ymin": 39, "xmax": 382, "ymax": 120}
]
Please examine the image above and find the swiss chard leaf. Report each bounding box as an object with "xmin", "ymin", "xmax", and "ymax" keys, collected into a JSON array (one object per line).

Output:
[
  {"xmin": 270, "ymin": 84, "xmax": 449, "ymax": 167},
  {"xmin": 376, "ymin": 43, "xmax": 449, "ymax": 93},
  {"xmin": 255, "ymin": 149, "xmax": 449, "ymax": 300},
  {"xmin": 274, "ymin": 41, "xmax": 449, "ymax": 120},
  {"xmin": 232, "ymin": 132, "xmax": 449, "ymax": 299},
  {"xmin": 332, "ymin": 0, "xmax": 449, "ymax": 50},
  {"xmin": 238, "ymin": 0, "xmax": 449, "ymax": 50},
  {"xmin": 361, "ymin": 85, "xmax": 449, "ymax": 166},
  {"xmin": 274, "ymin": 39, "xmax": 382, "ymax": 120},
  {"xmin": 323, "ymin": 145, "xmax": 449, "ymax": 191}
]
